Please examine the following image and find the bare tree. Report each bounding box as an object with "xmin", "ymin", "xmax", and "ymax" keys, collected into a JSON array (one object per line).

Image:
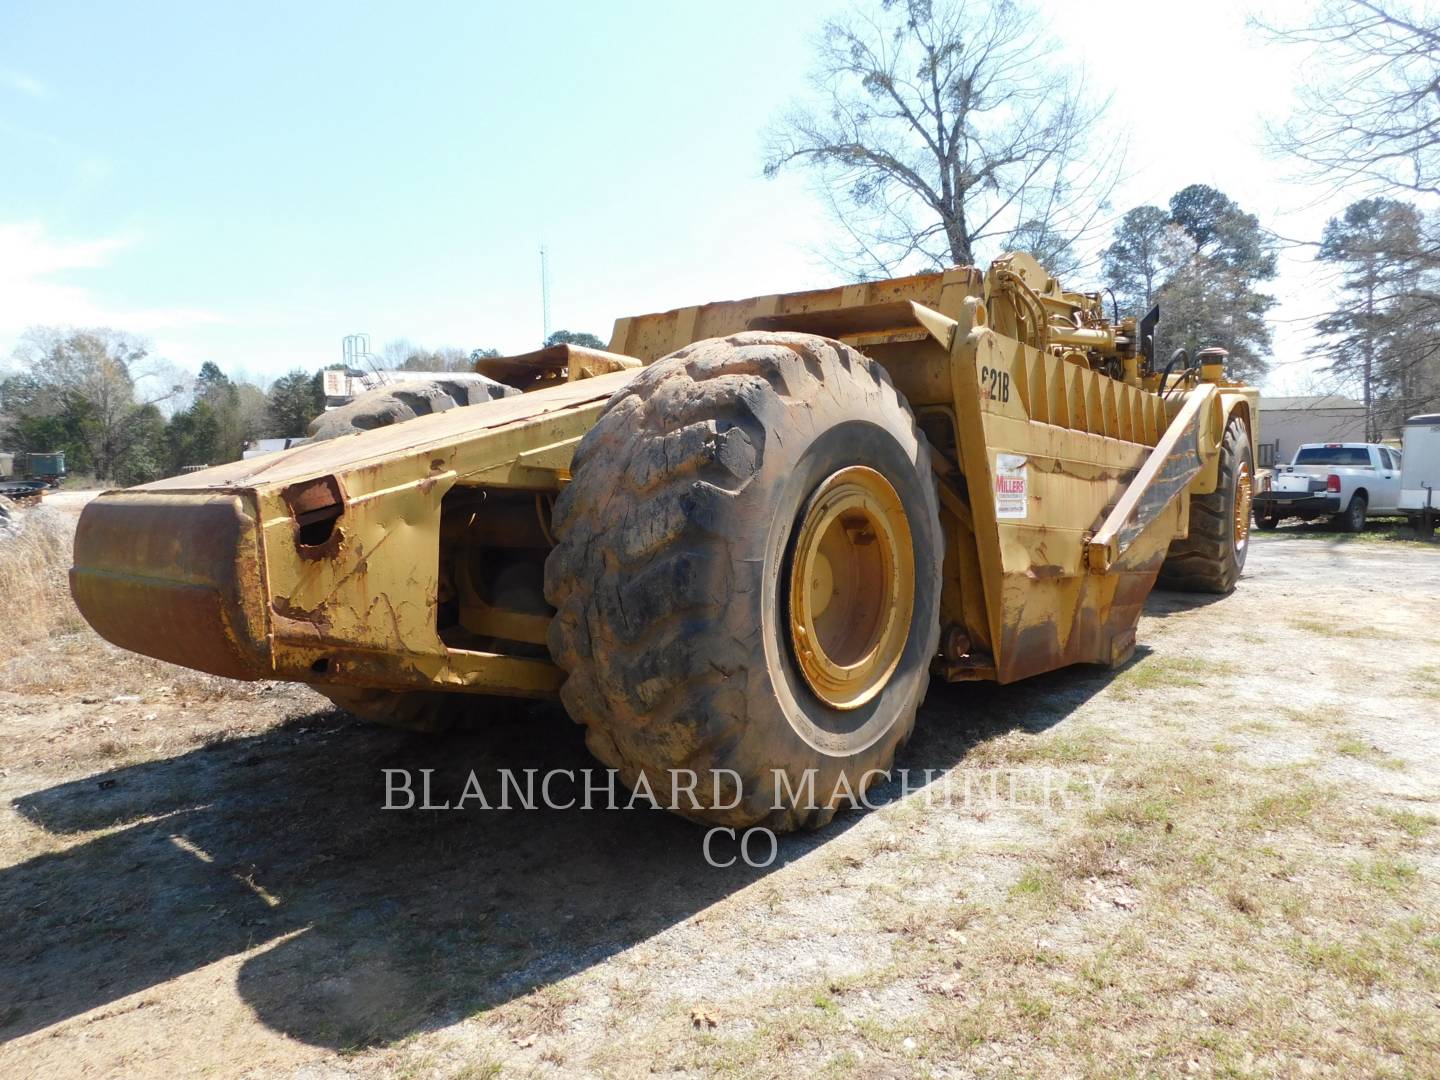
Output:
[
  {"xmin": 763, "ymin": 0, "xmax": 1114, "ymax": 277},
  {"xmin": 1261, "ymin": 3, "xmax": 1440, "ymax": 426},
  {"xmin": 379, "ymin": 338, "xmax": 420, "ymax": 369},
  {"xmin": 1263, "ymin": 1, "xmax": 1440, "ymax": 196},
  {"xmin": 378, "ymin": 338, "xmax": 482, "ymax": 373}
]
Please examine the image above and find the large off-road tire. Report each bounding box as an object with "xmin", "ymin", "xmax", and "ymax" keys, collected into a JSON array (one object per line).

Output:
[
  {"xmin": 308, "ymin": 373, "xmax": 518, "ymax": 441},
  {"xmin": 309, "ymin": 372, "xmax": 520, "ymax": 730},
  {"xmin": 544, "ymin": 332, "xmax": 944, "ymax": 832},
  {"xmin": 314, "ymin": 685, "xmax": 474, "ymax": 733},
  {"xmin": 1158, "ymin": 414, "xmax": 1254, "ymax": 594}
]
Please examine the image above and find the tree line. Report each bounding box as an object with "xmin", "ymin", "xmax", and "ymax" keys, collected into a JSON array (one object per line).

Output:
[
  {"xmin": 0, "ymin": 329, "xmax": 331, "ymax": 485},
  {"xmin": 766, "ymin": 0, "xmax": 1440, "ymax": 433},
  {"xmin": 0, "ymin": 329, "xmax": 603, "ymax": 484},
  {"xmin": 11, "ymin": 0, "xmax": 1438, "ymax": 477}
]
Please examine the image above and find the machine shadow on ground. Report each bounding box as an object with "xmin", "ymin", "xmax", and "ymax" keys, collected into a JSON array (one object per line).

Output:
[{"xmin": 3, "ymin": 638, "xmax": 1127, "ymax": 1050}]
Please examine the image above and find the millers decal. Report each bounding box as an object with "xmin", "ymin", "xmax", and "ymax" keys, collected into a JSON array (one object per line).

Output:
[{"xmin": 994, "ymin": 453, "xmax": 1028, "ymax": 519}]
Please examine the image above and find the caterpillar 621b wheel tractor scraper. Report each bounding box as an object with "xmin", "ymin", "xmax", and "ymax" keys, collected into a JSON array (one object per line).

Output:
[{"xmin": 71, "ymin": 254, "xmax": 1258, "ymax": 831}]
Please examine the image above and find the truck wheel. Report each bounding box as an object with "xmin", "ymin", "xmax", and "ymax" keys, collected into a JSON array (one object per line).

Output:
[
  {"xmin": 1336, "ymin": 493, "xmax": 1367, "ymax": 533},
  {"xmin": 1255, "ymin": 512, "xmax": 1280, "ymax": 531},
  {"xmin": 308, "ymin": 373, "xmax": 518, "ymax": 441},
  {"xmin": 314, "ymin": 685, "xmax": 470, "ymax": 733},
  {"xmin": 1158, "ymin": 414, "xmax": 1253, "ymax": 594},
  {"xmin": 544, "ymin": 332, "xmax": 943, "ymax": 832}
]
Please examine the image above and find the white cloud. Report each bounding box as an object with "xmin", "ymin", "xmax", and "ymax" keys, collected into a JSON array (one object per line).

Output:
[
  {"xmin": 0, "ymin": 221, "xmax": 229, "ymax": 355},
  {"xmin": 0, "ymin": 66, "xmax": 47, "ymax": 98}
]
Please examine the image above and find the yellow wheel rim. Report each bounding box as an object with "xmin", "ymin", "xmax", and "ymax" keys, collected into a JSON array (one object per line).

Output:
[
  {"xmin": 788, "ymin": 466, "xmax": 914, "ymax": 710},
  {"xmin": 1235, "ymin": 461, "xmax": 1252, "ymax": 549}
]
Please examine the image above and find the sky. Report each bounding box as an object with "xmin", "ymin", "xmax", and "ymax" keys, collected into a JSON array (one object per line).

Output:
[{"xmin": 0, "ymin": 0, "xmax": 1380, "ymax": 394}]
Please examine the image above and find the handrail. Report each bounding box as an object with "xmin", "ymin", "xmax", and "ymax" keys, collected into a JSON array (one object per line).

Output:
[{"xmin": 1085, "ymin": 383, "xmax": 1216, "ymax": 573}]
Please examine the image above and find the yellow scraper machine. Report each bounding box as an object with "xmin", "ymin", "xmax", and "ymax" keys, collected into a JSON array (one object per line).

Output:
[{"xmin": 71, "ymin": 253, "xmax": 1257, "ymax": 830}]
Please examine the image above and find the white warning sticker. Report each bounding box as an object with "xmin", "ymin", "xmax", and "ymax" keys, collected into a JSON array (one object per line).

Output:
[{"xmin": 994, "ymin": 453, "xmax": 1028, "ymax": 520}]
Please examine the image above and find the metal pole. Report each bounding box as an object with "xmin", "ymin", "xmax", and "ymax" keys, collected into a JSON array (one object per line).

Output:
[{"xmin": 540, "ymin": 244, "xmax": 551, "ymax": 346}]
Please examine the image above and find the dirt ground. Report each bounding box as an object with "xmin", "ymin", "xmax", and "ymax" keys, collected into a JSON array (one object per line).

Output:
[{"xmin": 1, "ymin": 499, "xmax": 1437, "ymax": 1079}]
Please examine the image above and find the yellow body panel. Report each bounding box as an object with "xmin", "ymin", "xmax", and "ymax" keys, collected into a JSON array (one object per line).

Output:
[
  {"xmin": 72, "ymin": 372, "xmax": 630, "ymax": 695},
  {"xmin": 71, "ymin": 257, "xmax": 1255, "ymax": 701}
]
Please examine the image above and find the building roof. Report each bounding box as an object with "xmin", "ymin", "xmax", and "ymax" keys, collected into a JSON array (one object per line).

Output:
[{"xmin": 1259, "ymin": 394, "xmax": 1364, "ymax": 411}]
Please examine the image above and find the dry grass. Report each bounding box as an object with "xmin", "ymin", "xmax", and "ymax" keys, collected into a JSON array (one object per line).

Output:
[
  {"xmin": 0, "ymin": 501, "xmax": 308, "ymax": 786},
  {"xmin": 3, "ymin": 504, "xmax": 1437, "ymax": 1078},
  {"xmin": 598, "ymin": 737, "xmax": 1440, "ymax": 1077},
  {"xmin": 1412, "ymin": 663, "xmax": 1440, "ymax": 701},
  {"xmin": 0, "ymin": 503, "xmax": 84, "ymax": 646}
]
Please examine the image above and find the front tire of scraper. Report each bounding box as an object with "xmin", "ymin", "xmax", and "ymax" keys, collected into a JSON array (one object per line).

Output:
[
  {"xmin": 543, "ymin": 332, "xmax": 944, "ymax": 833},
  {"xmin": 1157, "ymin": 414, "xmax": 1253, "ymax": 594}
]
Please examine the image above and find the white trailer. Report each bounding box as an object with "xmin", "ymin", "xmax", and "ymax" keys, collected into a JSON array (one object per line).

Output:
[{"xmin": 1399, "ymin": 414, "xmax": 1440, "ymax": 535}]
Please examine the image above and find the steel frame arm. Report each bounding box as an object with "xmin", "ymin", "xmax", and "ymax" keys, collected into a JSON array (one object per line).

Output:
[{"xmin": 1085, "ymin": 383, "xmax": 1216, "ymax": 573}]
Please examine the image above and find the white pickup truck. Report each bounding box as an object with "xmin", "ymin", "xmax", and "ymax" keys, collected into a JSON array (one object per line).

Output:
[{"xmin": 1253, "ymin": 442, "xmax": 1403, "ymax": 532}]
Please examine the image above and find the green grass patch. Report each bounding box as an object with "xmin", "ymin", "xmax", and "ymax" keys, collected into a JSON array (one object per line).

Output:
[
  {"xmin": 1289, "ymin": 617, "xmax": 1384, "ymax": 640},
  {"xmin": 1246, "ymin": 780, "xmax": 1337, "ymax": 831},
  {"xmin": 1112, "ymin": 654, "xmax": 1238, "ymax": 695},
  {"xmin": 1383, "ymin": 808, "xmax": 1437, "ymax": 838},
  {"xmin": 1349, "ymin": 856, "xmax": 1419, "ymax": 894},
  {"xmin": 1331, "ymin": 735, "xmax": 1405, "ymax": 770},
  {"xmin": 447, "ymin": 1064, "xmax": 502, "ymax": 1080},
  {"xmin": 1293, "ymin": 936, "xmax": 1389, "ymax": 986},
  {"xmin": 1009, "ymin": 865, "xmax": 1062, "ymax": 904},
  {"xmin": 1256, "ymin": 523, "xmax": 1438, "ymax": 547}
]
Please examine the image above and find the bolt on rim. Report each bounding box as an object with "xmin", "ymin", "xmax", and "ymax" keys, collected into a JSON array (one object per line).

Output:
[{"xmin": 1235, "ymin": 461, "xmax": 1252, "ymax": 550}]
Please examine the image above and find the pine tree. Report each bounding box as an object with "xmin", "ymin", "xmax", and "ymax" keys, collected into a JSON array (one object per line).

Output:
[
  {"xmin": 266, "ymin": 370, "xmax": 325, "ymax": 438},
  {"xmin": 1311, "ymin": 198, "xmax": 1435, "ymax": 438},
  {"xmin": 1103, "ymin": 186, "xmax": 1277, "ymax": 384}
]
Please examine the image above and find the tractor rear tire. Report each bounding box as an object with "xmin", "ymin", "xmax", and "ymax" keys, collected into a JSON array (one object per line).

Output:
[
  {"xmin": 544, "ymin": 332, "xmax": 944, "ymax": 832},
  {"xmin": 1158, "ymin": 414, "xmax": 1253, "ymax": 594},
  {"xmin": 308, "ymin": 373, "xmax": 518, "ymax": 441}
]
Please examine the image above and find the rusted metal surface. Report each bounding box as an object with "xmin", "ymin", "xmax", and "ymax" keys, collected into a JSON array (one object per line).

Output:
[
  {"xmin": 70, "ymin": 492, "xmax": 270, "ymax": 679},
  {"xmin": 474, "ymin": 343, "xmax": 640, "ymax": 392},
  {"xmin": 70, "ymin": 253, "xmax": 1255, "ymax": 713},
  {"xmin": 607, "ymin": 268, "xmax": 984, "ymax": 362},
  {"xmin": 906, "ymin": 260, "xmax": 1248, "ymax": 684},
  {"xmin": 72, "ymin": 373, "xmax": 632, "ymax": 699}
]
